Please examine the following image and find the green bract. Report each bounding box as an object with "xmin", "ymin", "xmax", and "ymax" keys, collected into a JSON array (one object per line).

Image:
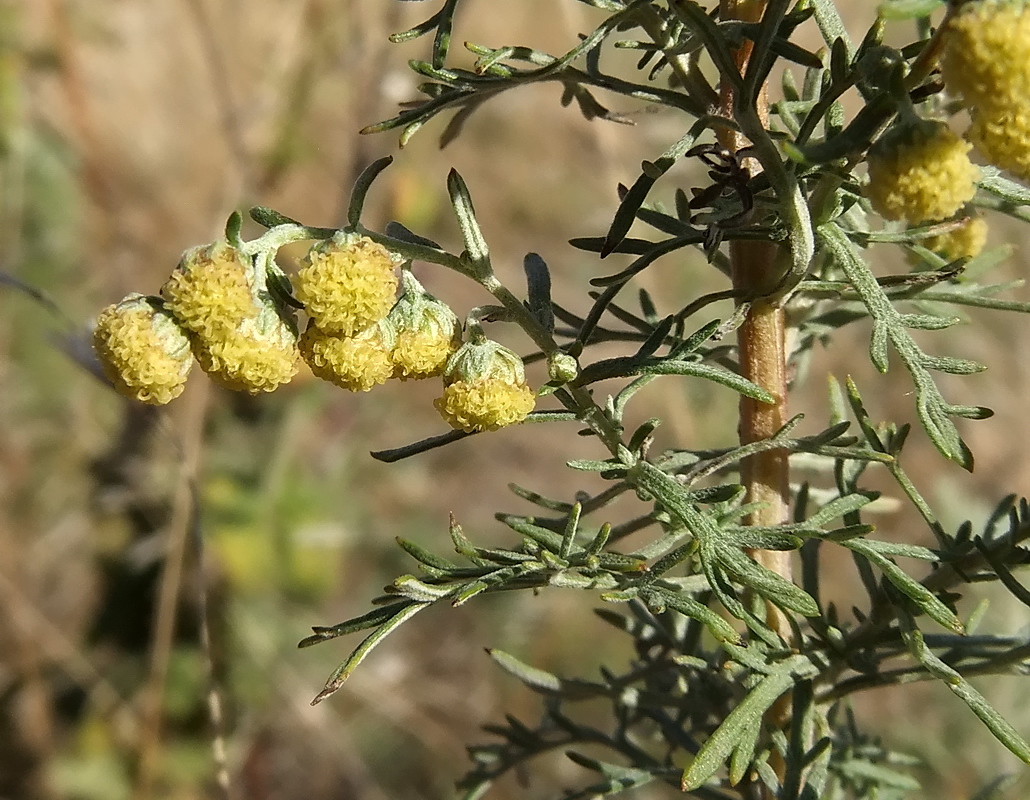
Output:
[{"xmin": 386, "ymin": 269, "xmax": 461, "ymax": 380}]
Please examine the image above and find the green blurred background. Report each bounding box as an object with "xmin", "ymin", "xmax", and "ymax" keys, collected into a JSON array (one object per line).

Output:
[{"xmin": 2, "ymin": 1, "xmax": 1030, "ymax": 798}]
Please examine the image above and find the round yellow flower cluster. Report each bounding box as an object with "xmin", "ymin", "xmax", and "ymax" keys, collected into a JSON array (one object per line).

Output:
[
  {"xmin": 436, "ymin": 377, "xmax": 537, "ymax": 433},
  {"xmin": 92, "ymin": 294, "xmax": 193, "ymax": 405},
  {"xmin": 387, "ymin": 270, "xmax": 462, "ymax": 381},
  {"xmin": 294, "ymin": 234, "xmax": 450, "ymax": 394},
  {"xmin": 162, "ymin": 242, "xmax": 299, "ymax": 394},
  {"xmin": 93, "ymin": 242, "xmax": 300, "ymax": 404},
  {"xmin": 193, "ymin": 305, "xmax": 300, "ymax": 394},
  {"xmin": 968, "ymin": 110, "xmax": 1030, "ymax": 183},
  {"xmin": 434, "ymin": 337, "xmax": 536, "ymax": 433},
  {"xmin": 161, "ymin": 242, "xmax": 255, "ymax": 339},
  {"xmin": 942, "ymin": 0, "xmax": 1030, "ymax": 181},
  {"xmin": 296, "ymin": 238, "xmax": 533, "ymax": 431},
  {"xmin": 91, "ymin": 228, "xmax": 536, "ymax": 432},
  {"xmin": 300, "ymin": 321, "xmax": 395, "ymax": 393},
  {"xmin": 296, "ymin": 234, "xmax": 401, "ymax": 337},
  {"xmin": 865, "ymin": 121, "xmax": 979, "ymax": 224},
  {"xmin": 921, "ymin": 216, "xmax": 989, "ymax": 262}
]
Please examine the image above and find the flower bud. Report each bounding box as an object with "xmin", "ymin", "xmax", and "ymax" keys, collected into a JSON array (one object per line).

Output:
[
  {"xmin": 547, "ymin": 351, "xmax": 579, "ymax": 384},
  {"xmin": 434, "ymin": 337, "xmax": 536, "ymax": 432},
  {"xmin": 162, "ymin": 241, "xmax": 255, "ymax": 339},
  {"xmin": 299, "ymin": 320, "xmax": 395, "ymax": 392},
  {"xmin": 92, "ymin": 293, "xmax": 193, "ymax": 405},
  {"xmin": 866, "ymin": 120, "xmax": 979, "ymax": 224},
  {"xmin": 194, "ymin": 299, "xmax": 300, "ymax": 394},
  {"xmin": 387, "ymin": 271, "xmax": 461, "ymax": 381},
  {"xmin": 295, "ymin": 233, "xmax": 401, "ymax": 337}
]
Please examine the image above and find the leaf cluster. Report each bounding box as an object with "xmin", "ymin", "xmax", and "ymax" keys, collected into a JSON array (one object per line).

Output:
[{"xmin": 304, "ymin": 378, "xmax": 1030, "ymax": 795}]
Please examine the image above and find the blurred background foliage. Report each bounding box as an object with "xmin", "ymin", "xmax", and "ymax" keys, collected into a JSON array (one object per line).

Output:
[{"xmin": 1, "ymin": 1, "xmax": 1030, "ymax": 798}]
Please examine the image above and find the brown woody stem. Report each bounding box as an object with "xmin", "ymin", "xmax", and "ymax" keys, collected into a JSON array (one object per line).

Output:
[
  {"xmin": 733, "ymin": 240, "xmax": 793, "ymax": 641},
  {"xmin": 718, "ymin": 0, "xmax": 794, "ymax": 788},
  {"xmin": 717, "ymin": 0, "xmax": 793, "ymax": 641}
]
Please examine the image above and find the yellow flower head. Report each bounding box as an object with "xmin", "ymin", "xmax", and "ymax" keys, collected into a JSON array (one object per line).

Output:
[
  {"xmin": 296, "ymin": 233, "xmax": 402, "ymax": 336},
  {"xmin": 942, "ymin": 0, "xmax": 1030, "ymax": 110},
  {"xmin": 435, "ymin": 379, "xmax": 537, "ymax": 433},
  {"xmin": 968, "ymin": 105, "xmax": 1030, "ymax": 182},
  {"xmin": 434, "ymin": 336, "xmax": 535, "ymax": 432},
  {"xmin": 865, "ymin": 120, "xmax": 979, "ymax": 223},
  {"xmin": 162, "ymin": 241, "xmax": 255, "ymax": 339},
  {"xmin": 194, "ymin": 301, "xmax": 300, "ymax": 394},
  {"xmin": 920, "ymin": 215, "xmax": 989, "ymax": 262},
  {"xmin": 387, "ymin": 270, "xmax": 461, "ymax": 381},
  {"xmin": 299, "ymin": 320, "xmax": 395, "ymax": 392},
  {"xmin": 393, "ymin": 329, "xmax": 460, "ymax": 380},
  {"xmin": 92, "ymin": 293, "xmax": 193, "ymax": 405}
]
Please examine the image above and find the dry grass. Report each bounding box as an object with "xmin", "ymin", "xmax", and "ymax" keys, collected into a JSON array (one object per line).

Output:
[{"xmin": 2, "ymin": 1, "xmax": 1029, "ymax": 798}]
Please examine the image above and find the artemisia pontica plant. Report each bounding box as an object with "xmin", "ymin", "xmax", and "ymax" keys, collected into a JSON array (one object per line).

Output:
[{"xmin": 91, "ymin": 0, "xmax": 1030, "ymax": 796}]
